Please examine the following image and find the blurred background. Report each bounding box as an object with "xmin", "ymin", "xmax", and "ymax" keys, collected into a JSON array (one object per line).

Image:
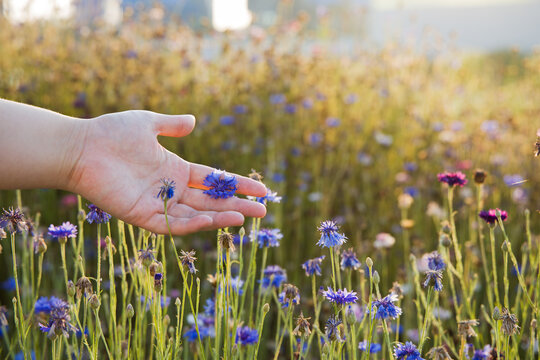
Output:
[{"xmin": 0, "ymin": 0, "xmax": 539, "ymax": 285}]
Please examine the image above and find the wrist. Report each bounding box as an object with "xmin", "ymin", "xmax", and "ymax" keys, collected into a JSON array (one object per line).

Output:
[{"xmin": 59, "ymin": 116, "xmax": 91, "ymax": 192}]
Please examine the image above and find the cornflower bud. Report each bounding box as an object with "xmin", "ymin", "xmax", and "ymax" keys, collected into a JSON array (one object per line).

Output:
[
  {"xmin": 67, "ymin": 280, "xmax": 76, "ymax": 297},
  {"xmin": 126, "ymin": 304, "xmax": 135, "ymax": 318},
  {"xmin": 89, "ymin": 294, "xmax": 100, "ymax": 310}
]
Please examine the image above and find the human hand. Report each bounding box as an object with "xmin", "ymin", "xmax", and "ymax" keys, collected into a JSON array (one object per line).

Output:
[{"xmin": 66, "ymin": 110, "xmax": 267, "ymax": 235}]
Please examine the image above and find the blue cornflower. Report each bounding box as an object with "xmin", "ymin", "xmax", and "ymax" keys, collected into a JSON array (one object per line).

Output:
[
  {"xmin": 325, "ymin": 316, "xmax": 343, "ymax": 342},
  {"xmin": 423, "ymin": 270, "xmax": 444, "ymax": 291},
  {"xmin": 326, "ymin": 117, "xmax": 340, "ymax": 127},
  {"xmin": 0, "ymin": 277, "xmax": 16, "ymax": 292},
  {"xmin": 219, "ymin": 115, "xmax": 235, "ymax": 125},
  {"xmin": 34, "ymin": 296, "xmax": 68, "ymax": 314},
  {"xmin": 38, "ymin": 299, "xmax": 76, "ymax": 340},
  {"xmin": 301, "ymin": 256, "xmax": 325, "ymax": 276},
  {"xmin": 371, "ymin": 293, "xmax": 402, "ymax": 320},
  {"xmin": 233, "ymin": 105, "xmax": 248, "ymax": 114},
  {"xmin": 76, "ymin": 326, "xmax": 89, "ymax": 338},
  {"xmin": 316, "ymin": 220, "xmax": 347, "ymax": 248},
  {"xmin": 140, "ymin": 295, "xmax": 170, "ymax": 311},
  {"xmin": 322, "ymin": 288, "xmax": 358, "ymax": 306},
  {"xmin": 394, "ymin": 342, "xmax": 424, "ymax": 360},
  {"xmin": 358, "ymin": 340, "xmax": 382, "ymax": 353},
  {"xmin": 230, "ymin": 276, "xmax": 244, "ymax": 294},
  {"xmin": 157, "ymin": 178, "xmax": 176, "ymax": 201},
  {"xmin": 309, "ymin": 133, "xmax": 323, "ymax": 146},
  {"xmin": 85, "ymin": 204, "xmax": 111, "ymax": 224},
  {"xmin": 15, "ymin": 351, "xmax": 35, "ymax": 360},
  {"xmin": 345, "ymin": 93, "xmax": 357, "ymax": 104},
  {"xmin": 184, "ymin": 314, "xmax": 215, "ymax": 342},
  {"xmin": 269, "ymin": 93, "xmax": 286, "ymax": 105},
  {"xmin": 235, "ymin": 326, "xmax": 259, "ymax": 346},
  {"xmin": 302, "ymin": 98, "xmax": 314, "ymax": 109},
  {"xmin": 427, "ymin": 251, "xmax": 446, "ymax": 271},
  {"xmin": 203, "ymin": 170, "xmax": 238, "ymax": 199},
  {"xmin": 48, "ymin": 222, "xmax": 78, "ymax": 240},
  {"xmin": 471, "ymin": 345, "xmax": 492, "ymax": 360},
  {"xmin": 255, "ymin": 228, "xmax": 283, "ymax": 248},
  {"xmin": 284, "ymin": 104, "xmax": 297, "ymax": 114},
  {"xmin": 253, "ymin": 188, "xmax": 282, "ymax": 204},
  {"xmin": 203, "ymin": 298, "xmax": 215, "ymax": 317},
  {"xmin": 341, "ymin": 248, "xmax": 361, "ymax": 270},
  {"xmin": 260, "ymin": 265, "xmax": 287, "ymax": 289}
]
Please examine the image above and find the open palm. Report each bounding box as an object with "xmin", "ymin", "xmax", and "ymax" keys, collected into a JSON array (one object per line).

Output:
[{"xmin": 68, "ymin": 110, "xmax": 267, "ymax": 235}]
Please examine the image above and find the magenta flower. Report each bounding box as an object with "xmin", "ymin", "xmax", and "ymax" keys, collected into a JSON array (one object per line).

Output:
[
  {"xmin": 437, "ymin": 171, "xmax": 468, "ymax": 187},
  {"xmin": 479, "ymin": 209, "xmax": 508, "ymax": 225}
]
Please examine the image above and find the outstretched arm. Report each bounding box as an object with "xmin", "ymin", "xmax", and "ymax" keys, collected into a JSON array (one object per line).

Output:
[{"xmin": 0, "ymin": 99, "xmax": 267, "ymax": 234}]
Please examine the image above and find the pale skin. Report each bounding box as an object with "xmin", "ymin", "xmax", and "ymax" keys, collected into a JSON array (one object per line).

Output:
[{"xmin": 0, "ymin": 99, "xmax": 267, "ymax": 235}]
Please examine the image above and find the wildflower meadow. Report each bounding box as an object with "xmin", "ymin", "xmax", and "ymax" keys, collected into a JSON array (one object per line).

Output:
[{"xmin": 1, "ymin": 4, "xmax": 540, "ymax": 360}]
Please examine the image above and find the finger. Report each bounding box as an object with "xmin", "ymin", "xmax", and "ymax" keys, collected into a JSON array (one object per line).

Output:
[
  {"xmin": 166, "ymin": 204, "xmax": 246, "ymax": 227},
  {"xmin": 180, "ymin": 188, "xmax": 266, "ymax": 218},
  {"xmin": 149, "ymin": 213, "xmax": 213, "ymax": 236},
  {"xmin": 153, "ymin": 113, "xmax": 196, "ymax": 137},
  {"xmin": 188, "ymin": 163, "xmax": 267, "ymax": 197}
]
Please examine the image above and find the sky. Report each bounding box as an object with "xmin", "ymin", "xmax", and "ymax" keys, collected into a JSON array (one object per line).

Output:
[{"xmin": 374, "ymin": 0, "xmax": 531, "ymax": 8}]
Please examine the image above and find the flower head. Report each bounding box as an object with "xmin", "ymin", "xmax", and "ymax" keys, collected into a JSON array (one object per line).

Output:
[
  {"xmin": 316, "ymin": 220, "xmax": 347, "ymax": 248},
  {"xmin": 457, "ymin": 319, "xmax": 479, "ymax": 338},
  {"xmin": 48, "ymin": 222, "xmax": 78, "ymax": 241},
  {"xmin": 325, "ymin": 316, "xmax": 344, "ymax": 342},
  {"xmin": 85, "ymin": 204, "xmax": 111, "ymax": 224},
  {"xmin": 437, "ymin": 171, "xmax": 467, "ymax": 187},
  {"xmin": 394, "ymin": 342, "xmax": 424, "ymax": 360},
  {"xmin": 203, "ymin": 170, "xmax": 238, "ymax": 199},
  {"xmin": 260, "ymin": 265, "xmax": 287, "ymax": 289},
  {"xmin": 34, "ymin": 297, "xmax": 69, "ymax": 315},
  {"xmin": 358, "ymin": 340, "xmax": 382, "ymax": 354},
  {"xmin": 179, "ymin": 250, "xmax": 198, "ymax": 274},
  {"xmin": 0, "ymin": 208, "xmax": 28, "ymax": 233},
  {"xmin": 322, "ymin": 287, "xmax": 358, "ymax": 306},
  {"xmin": 292, "ymin": 313, "xmax": 311, "ymax": 338},
  {"xmin": 278, "ymin": 284, "xmax": 300, "ymax": 308},
  {"xmin": 301, "ymin": 256, "xmax": 325, "ymax": 276},
  {"xmin": 157, "ymin": 178, "xmax": 176, "ymax": 201},
  {"xmin": 426, "ymin": 345, "xmax": 451, "ymax": 360},
  {"xmin": 249, "ymin": 188, "xmax": 281, "ymax": 205},
  {"xmin": 423, "ymin": 270, "xmax": 444, "ymax": 291},
  {"xmin": 371, "ymin": 293, "xmax": 402, "ymax": 320},
  {"xmin": 341, "ymin": 248, "xmax": 361, "ymax": 270},
  {"xmin": 255, "ymin": 228, "xmax": 283, "ymax": 248},
  {"xmin": 38, "ymin": 298, "xmax": 76, "ymax": 340},
  {"xmin": 235, "ymin": 326, "xmax": 259, "ymax": 346},
  {"xmin": 500, "ymin": 308, "xmax": 519, "ymax": 336},
  {"xmin": 427, "ymin": 251, "xmax": 446, "ymax": 271},
  {"xmin": 373, "ymin": 233, "xmax": 395, "ymax": 249},
  {"xmin": 218, "ymin": 231, "xmax": 235, "ymax": 251},
  {"xmin": 479, "ymin": 209, "xmax": 508, "ymax": 225},
  {"xmin": 471, "ymin": 345, "xmax": 492, "ymax": 360},
  {"xmin": 138, "ymin": 246, "xmax": 156, "ymax": 267}
]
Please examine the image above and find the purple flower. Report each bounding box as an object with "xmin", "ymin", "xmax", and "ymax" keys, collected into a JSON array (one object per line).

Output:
[
  {"xmin": 253, "ymin": 188, "xmax": 282, "ymax": 204},
  {"xmin": 325, "ymin": 316, "xmax": 343, "ymax": 342},
  {"xmin": 269, "ymin": 93, "xmax": 286, "ymax": 105},
  {"xmin": 284, "ymin": 104, "xmax": 297, "ymax": 114},
  {"xmin": 157, "ymin": 178, "xmax": 176, "ymax": 201},
  {"xmin": 371, "ymin": 293, "xmax": 402, "ymax": 320},
  {"xmin": 437, "ymin": 171, "xmax": 468, "ymax": 187},
  {"xmin": 427, "ymin": 251, "xmax": 446, "ymax": 271},
  {"xmin": 309, "ymin": 133, "xmax": 323, "ymax": 146},
  {"xmin": 260, "ymin": 265, "xmax": 287, "ymax": 289},
  {"xmin": 322, "ymin": 288, "xmax": 358, "ymax": 305},
  {"xmin": 38, "ymin": 298, "xmax": 75, "ymax": 340},
  {"xmin": 34, "ymin": 297, "xmax": 68, "ymax": 314},
  {"xmin": 358, "ymin": 340, "xmax": 381, "ymax": 353},
  {"xmin": 86, "ymin": 204, "xmax": 111, "ymax": 224},
  {"xmin": 479, "ymin": 209, "xmax": 508, "ymax": 225},
  {"xmin": 394, "ymin": 342, "xmax": 423, "ymax": 360},
  {"xmin": 233, "ymin": 105, "xmax": 248, "ymax": 114},
  {"xmin": 0, "ymin": 208, "xmax": 28, "ymax": 233},
  {"xmin": 423, "ymin": 270, "xmax": 444, "ymax": 291},
  {"xmin": 316, "ymin": 220, "xmax": 347, "ymax": 248},
  {"xmin": 326, "ymin": 117, "xmax": 340, "ymax": 127},
  {"xmin": 48, "ymin": 222, "xmax": 78, "ymax": 240},
  {"xmin": 235, "ymin": 326, "xmax": 259, "ymax": 346},
  {"xmin": 203, "ymin": 170, "xmax": 238, "ymax": 199},
  {"xmin": 302, "ymin": 256, "xmax": 325, "ymax": 276},
  {"xmin": 255, "ymin": 228, "xmax": 283, "ymax": 248},
  {"xmin": 340, "ymin": 248, "xmax": 361, "ymax": 270},
  {"xmin": 219, "ymin": 115, "xmax": 235, "ymax": 126},
  {"xmin": 302, "ymin": 98, "xmax": 314, "ymax": 109}
]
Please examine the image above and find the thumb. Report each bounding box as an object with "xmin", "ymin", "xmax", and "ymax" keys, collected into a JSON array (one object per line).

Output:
[{"xmin": 153, "ymin": 113, "xmax": 196, "ymax": 137}]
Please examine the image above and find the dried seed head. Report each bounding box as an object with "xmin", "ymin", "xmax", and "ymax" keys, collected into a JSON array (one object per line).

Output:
[
  {"xmin": 292, "ymin": 312, "xmax": 311, "ymax": 338},
  {"xmin": 283, "ymin": 284, "xmax": 300, "ymax": 301},
  {"xmin": 35, "ymin": 235, "xmax": 48, "ymax": 254},
  {"xmin": 500, "ymin": 308, "xmax": 519, "ymax": 336},
  {"xmin": 154, "ymin": 273, "xmax": 163, "ymax": 293},
  {"xmin": 218, "ymin": 231, "xmax": 235, "ymax": 252},
  {"xmin": 248, "ymin": 169, "xmax": 263, "ymax": 182},
  {"xmin": 76, "ymin": 276, "xmax": 93, "ymax": 298},
  {"xmin": 474, "ymin": 169, "xmax": 487, "ymax": 184},
  {"xmin": 149, "ymin": 261, "xmax": 162, "ymax": 277},
  {"xmin": 457, "ymin": 319, "xmax": 479, "ymax": 338},
  {"xmin": 426, "ymin": 345, "xmax": 451, "ymax": 360}
]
